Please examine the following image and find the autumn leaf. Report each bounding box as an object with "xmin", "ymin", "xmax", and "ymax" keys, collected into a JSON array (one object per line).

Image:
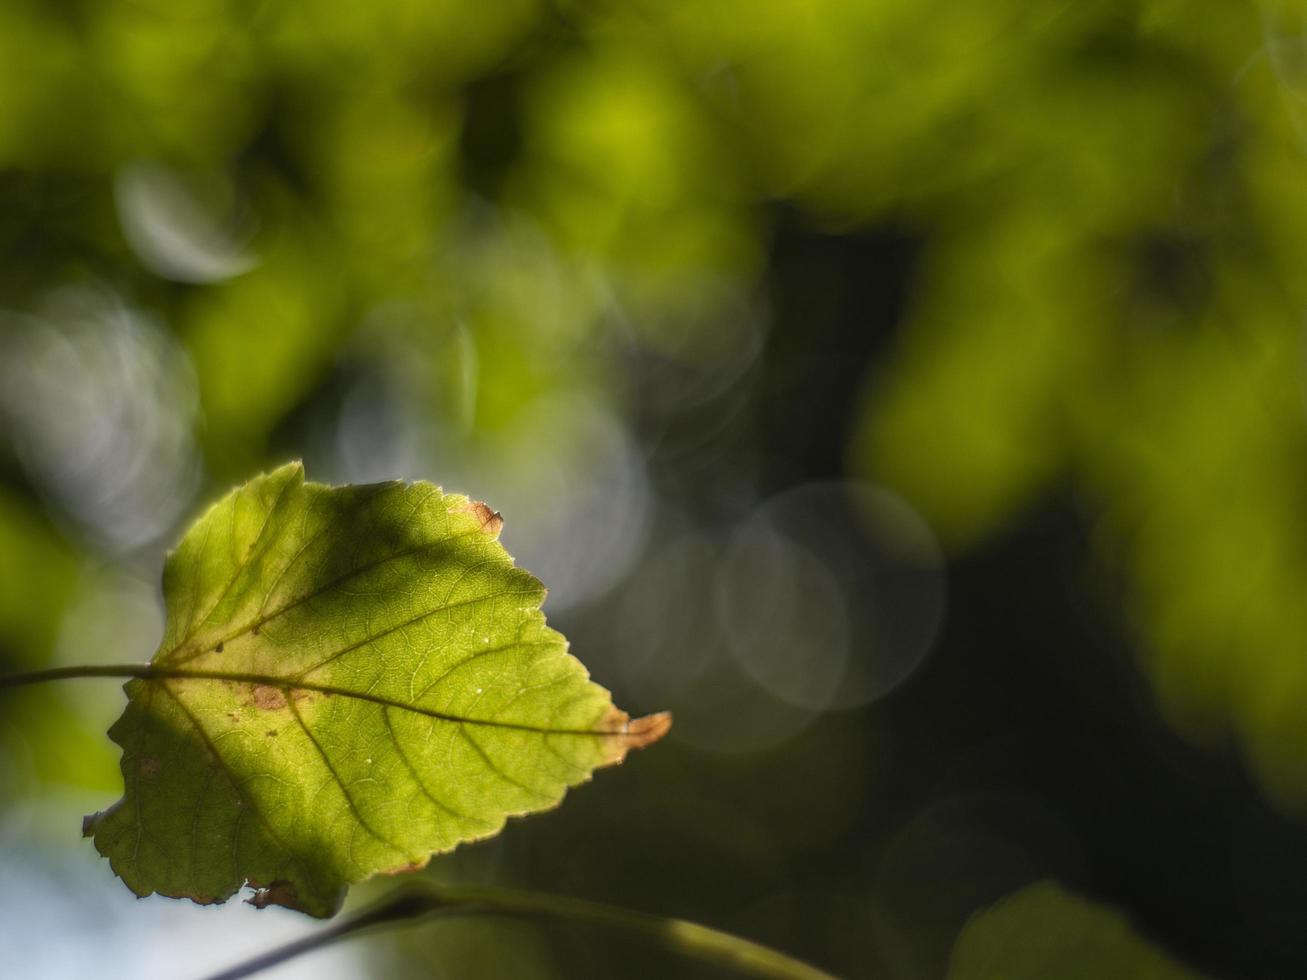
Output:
[{"xmin": 84, "ymin": 462, "xmax": 670, "ymax": 917}]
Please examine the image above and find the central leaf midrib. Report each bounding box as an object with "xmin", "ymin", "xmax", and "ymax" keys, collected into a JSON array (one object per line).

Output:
[{"xmin": 143, "ymin": 666, "xmax": 621, "ymax": 739}]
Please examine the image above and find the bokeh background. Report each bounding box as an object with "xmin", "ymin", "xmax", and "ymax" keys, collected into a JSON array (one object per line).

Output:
[{"xmin": 5, "ymin": 2, "xmax": 1307, "ymax": 977}]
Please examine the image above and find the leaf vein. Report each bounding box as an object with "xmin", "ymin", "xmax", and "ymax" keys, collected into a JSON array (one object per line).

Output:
[
  {"xmin": 183, "ymin": 522, "xmax": 503, "ymax": 665},
  {"xmin": 174, "ymin": 474, "xmax": 296, "ymax": 662},
  {"xmin": 458, "ymin": 725, "xmax": 553, "ymax": 802},
  {"xmin": 158, "ymin": 681, "xmax": 309, "ymax": 892},
  {"xmin": 292, "ymin": 590, "xmax": 541, "ymax": 681},
  {"xmin": 288, "ymin": 698, "xmax": 406, "ymax": 866},
  {"xmin": 380, "ymin": 706, "xmax": 474, "ymax": 830},
  {"xmin": 251, "ymin": 482, "xmax": 404, "ymax": 625}
]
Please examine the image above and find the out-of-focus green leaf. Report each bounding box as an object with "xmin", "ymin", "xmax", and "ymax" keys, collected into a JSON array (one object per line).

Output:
[
  {"xmin": 312, "ymin": 92, "xmax": 459, "ymax": 295},
  {"xmin": 1, "ymin": 688, "xmax": 120, "ymax": 794},
  {"xmin": 511, "ymin": 45, "xmax": 759, "ymax": 360},
  {"xmin": 183, "ymin": 230, "xmax": 345, "ymax": 471},
  {"xmin": 0, "ymin": 4, "xmax": 94, "ymax": 169},
  {"xmin": 0, "ymin": 489, "xmax": 78, "ymax": 666},
  {"xmin": 87, "ymin": 0, "xmax": 260, "ymax": 163},
  {"xmin": 948, "ymin": 881, "xmax": 1206, "ymax": 980},
  {"xmin": 851, "ymin": 209, "xmax": 1109, "ymax": 547},
  {"xmin": 85, "ymin": 462, "xmax": 669, "ymax": 917}
]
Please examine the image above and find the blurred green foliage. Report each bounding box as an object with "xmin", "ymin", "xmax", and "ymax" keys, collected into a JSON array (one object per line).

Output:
[
  {"xmin": 5, "ymin": 0, "xmax": 1307, "ymax": 976},
  {"xmin": 948, "ymin": 881, "xmax": 1204, "ymax": 980}
]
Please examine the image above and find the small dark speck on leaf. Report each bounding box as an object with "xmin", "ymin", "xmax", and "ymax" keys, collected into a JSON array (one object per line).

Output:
[
  {"xmin": 216, "ymin": 642, "xmax": 224, "ymax": 653},
  {"xmin": 266, "ymin": 730, "xmax": 278, "ymax": 738}
]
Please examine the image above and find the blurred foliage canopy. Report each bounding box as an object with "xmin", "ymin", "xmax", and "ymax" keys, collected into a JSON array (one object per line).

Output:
[
  {"xmin": 948, "ymin": 881, "xmax": 1204, "ymax": 980},
  {"xmin": 6, "ymin": 0, "xmax": 1307, "ymax": 976},
  {"xmin": 7, "ymin": 0, "xmax": 1303, "ymax": 800}
]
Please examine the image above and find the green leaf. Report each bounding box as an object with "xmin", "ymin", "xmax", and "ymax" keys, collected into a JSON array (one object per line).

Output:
[
  {"xmin": 948, "ymin": 881, "xmax": 1206, "ymax": 980},
  {"xmin": 84, "ymin": 462, "xmax": 670, "ymax": 917}
]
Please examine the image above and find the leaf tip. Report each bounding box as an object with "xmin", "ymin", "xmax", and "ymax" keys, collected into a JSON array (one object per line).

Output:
[
  {"xmin": 600, "ymin": 708, "xmax": 673, "ymax": 764},
  {"xmin": 625, "ymin": 711, "xmax": 673, "ymax": 749},
  {"xmin": 264, "ymin": 459, "xmax": 306, "ymax": 485}
]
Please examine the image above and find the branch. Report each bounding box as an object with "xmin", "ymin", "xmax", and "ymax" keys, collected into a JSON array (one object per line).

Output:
[
  {"xmin": 4, "ymin": 665, "xmax": 835, "ymax": 978},
  {"xmin": 202, "ymin": 884, "xmax": 839, "ymax": 980}
]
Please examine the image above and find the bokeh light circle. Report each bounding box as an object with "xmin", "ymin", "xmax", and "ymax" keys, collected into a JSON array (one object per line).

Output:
[
  {"xmin": 613, "ymin": 529, "xmax": 822, "ymax": 754},
  {"xmin": 716, "ymin": 481, "xmax": 946, "ymax": 712}
]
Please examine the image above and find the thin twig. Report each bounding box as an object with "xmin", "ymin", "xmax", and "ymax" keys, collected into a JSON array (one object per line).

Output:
[
  {"xmin": 202, "ymin": 884, "xmax": 840, "ymax": 980},
  {"xmin": 4, "ymin": 665, "xmax": 834, "ymax": 978}
]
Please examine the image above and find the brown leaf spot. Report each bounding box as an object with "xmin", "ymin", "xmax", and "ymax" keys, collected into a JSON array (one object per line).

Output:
[
  {"xmin": 248, "ymin": 880, "xmax": 303, "ymax": 912},
  {"xmin": 459, "ymin": 500, "xmax": 504, "ymax": 538},
  {"xmin": 266, "ymin": 730, "xmax": 278, "ymax": 738},
  {"xmin": 215, "ymin": 641, "xmax": 224, "ymax": 653},
  {"xmin": 251, "ymin": 684, "xmax": 285, "ymax": 710},
  {"xmin": 139, "ymin": 756, "xmax": 162, "ymax": 778}
]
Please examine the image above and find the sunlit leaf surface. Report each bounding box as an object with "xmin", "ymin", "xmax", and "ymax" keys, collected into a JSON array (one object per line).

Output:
[{"xmin": 85, "ymin": 463, "xmax": 669, "ymax": 917}]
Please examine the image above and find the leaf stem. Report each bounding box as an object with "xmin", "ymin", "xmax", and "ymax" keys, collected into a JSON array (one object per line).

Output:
[
  {"xmin": 202, "ymin": 884, "xmax": 840, "ymax": 980},
  {"xmin": 0, "ymin": 663, "xmax": 157, "ymax": 689}
]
